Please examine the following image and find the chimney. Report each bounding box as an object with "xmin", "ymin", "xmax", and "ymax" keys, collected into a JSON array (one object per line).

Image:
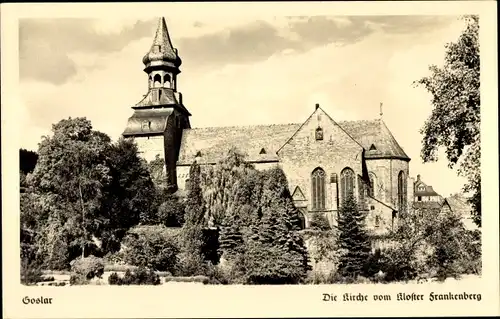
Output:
[
  {"xmin": 315, "ymin": 103, "xmax": 320, "ymax": 110},
  {"xmin": 417, "ymin": 174, "xmax": 421, "ymax": 182}
]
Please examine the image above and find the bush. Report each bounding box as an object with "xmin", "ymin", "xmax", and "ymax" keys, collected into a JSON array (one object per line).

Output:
[
  {"xmin": 69, "ymin": 274, "xmax": 89, "ymax": 286},
  {"xmin": 305, "ymin": 270, "xmax": 337, "ymax": 285},
  {"xmin": 157, "ymin": 196, "xmax": 185, "ymax": 227},
  {"xmin": 70, "ymin": 255, "xmax": 104, "ymax": 280},
  {"xmin": 176, "ymin": 252, "xmax": 208, "ymax": 277},
  {"xmin": 108, "ymin": 272, "xmax": 122, "ymax": 285},
  {"xmin": 377, "ymin": 247, "xmax": 419, "ymax": 282},
  {"xmin": 163, "ymin": 275, "xmax": 209, "ymax": 284},
  {"xmin": 205, "ymin": 263, "xmax": 229, "ymax": 285},
  {"xmin": 39, "ymin": 276, "xmax": 55, "ymax": 282},
  {"xmin": 20, "ymin": 261, "xmax": 43, "ymax": 285},
  {"xmin": 122, "ymin": 226, "xmax": 180, "ymax": 272},
  {"xmin": 108, "ymin": 268, "xmax": 161, "ymax": 285},
  {"xmin": 309, "ymin": 212, "xmax": 331, "ymax": 231}
]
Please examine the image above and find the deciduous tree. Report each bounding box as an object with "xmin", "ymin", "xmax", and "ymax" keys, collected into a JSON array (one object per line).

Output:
[
  {"xmin": 414, "ymin": 15, "xmax": 480, "ymax": 226},
  {"xmin": 29, "ymin": 117, "xmax": 112, "ymax": 266}
]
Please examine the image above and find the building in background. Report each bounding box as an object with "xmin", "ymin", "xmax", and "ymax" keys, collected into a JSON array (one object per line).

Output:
[
  {"xmin": 413, "ymin": 174, "xmax": 443, "ymax": 203},
  {"xmin": 441, "ymin": 194, "xmax": 478, "ymax": 231}
]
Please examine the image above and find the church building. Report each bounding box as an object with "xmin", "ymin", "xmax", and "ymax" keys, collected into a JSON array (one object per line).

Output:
[{"xmin": 123, "ymin": 18, "xmax": 414, "ymax": 232}]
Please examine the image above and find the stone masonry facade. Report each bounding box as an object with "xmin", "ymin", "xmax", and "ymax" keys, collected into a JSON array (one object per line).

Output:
[{"xmin": 122, "ymin": 18, "xmax": 413, "ymax": 235}]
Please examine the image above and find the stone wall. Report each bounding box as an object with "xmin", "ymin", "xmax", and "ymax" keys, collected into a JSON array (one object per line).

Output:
[
  {"xmin": 278, "ymin": 107, "xmax": 364, "ymax": 216},
  {"xmin": 132, "ymin": 135, "xmax": 165, "ymax": 163},
  {"xmin": 365, "ymin": 158, "xmax": 410, "ymax": 211},
  {"xmin": 364, "ymin": 198, "xmax": 396, "ymax": 234}
]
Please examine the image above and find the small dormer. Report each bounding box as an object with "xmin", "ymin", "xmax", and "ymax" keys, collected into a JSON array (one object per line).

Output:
[
  {"xmin": 259, "ymin": 148, "xmax": 266, "ymax": 154},
  {"xmin": 369, "ymin": 144, "xmax": 377, "ymax": 151}
]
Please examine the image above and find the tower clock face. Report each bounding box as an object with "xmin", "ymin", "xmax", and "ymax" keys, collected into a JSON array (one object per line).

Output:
[{"xmin": 155, "ymin": 121, "xmax": 163, "ymax": 130}]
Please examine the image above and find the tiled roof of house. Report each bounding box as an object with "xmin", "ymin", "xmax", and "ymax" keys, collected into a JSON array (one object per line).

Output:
[
  {"xmin": 414, "ymin": 185, "xmax": 440, "ymax": 197},
  {"xmin": 177, "ymin": 123, "xmax": 300, "ymax": 165},
  {"xmin": 413, "ymin": 201, "xmax": 443, "ymax": 211},
  {"xmin": 178, "ymin": 118, "xmax": 410, "ymax": 165},
  {"xmin": 444, "ymin": 195, "xmax": 473, "ymax": 218}
]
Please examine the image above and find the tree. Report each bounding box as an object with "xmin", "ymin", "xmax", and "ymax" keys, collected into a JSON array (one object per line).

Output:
[
  {"xmin": 99, "ymin": 138, "xmax": 157, "ymax": 252},
  {"xmin": 157, "ymin": 194, "xmax": 185, "ymax": 227},
  {"xmin": 381, "ymin": 206, "xmax": 481, "ymax": 282},
  {"xmin": 382, "ymin": 209, "xmax": 437, "ymax": 281},
  {"xmin": 244, "ymin": 167, "xmax": 310, "ymax": 284},
  {"xmin": 309, "ymin": 212, "xmax": 331, "ymax": 231},
  {"xmin": 178, "ymin": 161, "xmax": 207, "ymax": 275},
  {"xmin": 218, "ymin": 210, "xmax": 245, "ymax": 261},
  {"xmin": 202, "ymin": 149, "xmax": 260, "ymax": 262},
  {"xmin": 121, "ymin": 225, "xmax": 180, "ymax": 272},
  {"xmin": 29, "ymin": 117, "xmax": 112, "ymax": 266},
  {"xmin": 148, "ymin": 154, "xmax": 169, "ymax": 194},
  {"xmin": 20, "ymin": 148, "xmax": 38, "ymax": 174},
  {"xmin": 414, "ymin": 16, "xmax": 480, "ymax": 226},
  {"xmin": 200, "ymin": 147, "xmax": 254, "ymax": 227},
  {"xmin": 336, "ymin": 192, "xmax": 371, "ymax": 278}
]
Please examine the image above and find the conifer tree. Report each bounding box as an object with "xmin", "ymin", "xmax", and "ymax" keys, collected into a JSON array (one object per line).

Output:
[
  {"xmin": 182, "ymin": 162, "xmax": 205, "ymax": 251},
  {"xmin": 244, "ymin": 167, "xmax": 310, "ymax": 284},
  {"xmin": 336, "ymin": 191, "xmax": 371, "ymax": 278},
  {"xmin": 218, "ymin": 211, "xmax": 244, "ymax": 260},
  {"xmin": 179, "ymin": 161, "xmax": 207, "ymax": 275}
]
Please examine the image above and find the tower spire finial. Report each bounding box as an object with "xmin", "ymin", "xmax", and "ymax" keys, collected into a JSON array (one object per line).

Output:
[
  {"xmin": 379, "ymin": 102, "xmax": 383, "ymax": 119},
  {"xmin": 142, "ymin": 17, "xmax": 181, "ymax": 71}
]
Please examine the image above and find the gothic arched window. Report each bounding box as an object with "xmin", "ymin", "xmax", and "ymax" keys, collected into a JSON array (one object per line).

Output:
[
  {"xmin": 340, "ymin": 167, "xmax": 355, "ymax": 203},
  {"xmin": 368, "ymin": 172, "xmax": 376, "ymax": 198},
  {"xmin": 397, "ymin": 171, "xmax": 407, "ymax": 213},
  {"xmin": 297, "ymin": 209, "xmax": 306, "ymax": 230},
  {"xmin": 311, "ymin": 167, "xmax": 326, "ymax": 210}
]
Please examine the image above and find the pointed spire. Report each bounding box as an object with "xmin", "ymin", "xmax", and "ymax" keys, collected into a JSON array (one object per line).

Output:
[
  {"xmin": 142, "ymin": 17, "xmax": 181, "ymax": 70},
  {"xmin": 152, "ymin": 17, "xmax": 176, "ymax": 56}
]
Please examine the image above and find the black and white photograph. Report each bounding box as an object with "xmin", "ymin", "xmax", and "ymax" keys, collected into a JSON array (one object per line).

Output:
[{"xmin": 2, "ymin": 1, "xmax": 499, "ymax": 318}]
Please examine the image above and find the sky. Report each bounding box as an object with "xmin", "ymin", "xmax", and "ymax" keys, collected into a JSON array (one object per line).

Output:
[{"xmin": 18, "ymin": 15, "xmax": 470, "ymax": 197}]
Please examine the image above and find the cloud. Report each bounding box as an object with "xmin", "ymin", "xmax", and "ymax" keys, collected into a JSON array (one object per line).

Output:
[
  {"xmin": 19, "ymin": 15, "xmax": 468, "ymax": 195},
  {"xmin": 19, "ymin": 15, "xmax": 458, "ymax": 85},
  {"xmin": 19, "ymin": 18, "xmax": 156, "ymax": 84}
]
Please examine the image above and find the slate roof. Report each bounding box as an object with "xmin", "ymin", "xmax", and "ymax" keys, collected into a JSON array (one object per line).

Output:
[
  {"xmin": 177, "ymin": 118, "xmax": 410, "ymax": 165},
  {"xmin": 142, "ymin": 17, "xmax": 182, "ymax": 69},
  {"xmin": 338, "ymin": 119, "xmax": 410, "ymax": 160},
  {"xmin": 122, "ymin": 108, "xmax": 173, "ymax": 136},
  {"xmin": 177, "ymin": 124, "xmax": 300, "ymax": 165}
]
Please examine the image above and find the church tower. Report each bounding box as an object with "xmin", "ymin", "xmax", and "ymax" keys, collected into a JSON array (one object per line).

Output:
[{"xmin": 122, "ymin": 17, "xmax": 191, "ymax": 191}]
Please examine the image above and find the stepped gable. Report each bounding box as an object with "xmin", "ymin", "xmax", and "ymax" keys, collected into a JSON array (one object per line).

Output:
[{"xmin": 177, "ymin": 123, "xmax": 300, "ymax": 165}]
